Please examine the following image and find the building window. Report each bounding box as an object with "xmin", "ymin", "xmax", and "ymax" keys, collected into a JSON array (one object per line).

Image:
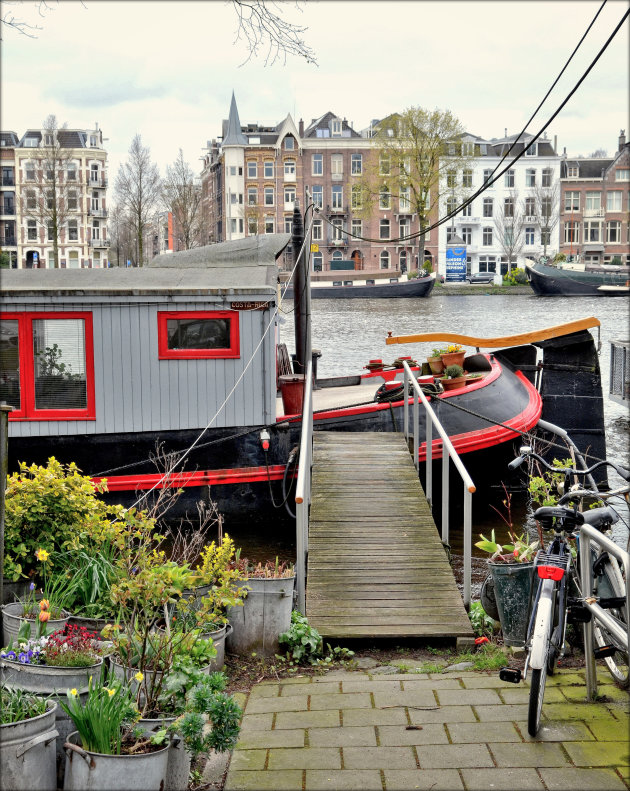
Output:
[
  {"xmin": 247, "ymin": 161, "xmax": 257, "ymax": 178},
  {"xmin": 615, "ymin": 169, "xmax": 629, "ymax": 181},
  {"xmin": 479, "ymin": 256, "xmax": 497, "ymax": 273},
  {"xmin": 312, "ymin": 219, "xmax": 323, "ymax": 240},
  {"xmin": 284, "ymin": 186, "xmax": 296, "ymax": 206},
  {"xmin": 92, "ymin": 220, "xmax": 100, "ymax": 240},
  {"xmin": 525, "ymin": 227, "xmax": 535, "ymax": 245},
  {"xmin": 446, "ymin": 226, "xmax": 456, "ymax": 243},
  {"xmin": 158, "ymin": 311, "xmax": 239, "ymax": 360},
  {"xmin": 607, "ymin": 221, "xmax": 621, "ymax": 243},
  {"xmin": 351, "ymin": 184, "xmax": 362, "ymax": 210},
  {"xmin": 483, "ymin": 169, "xmax": 493, "ymax": 185},
  {"xmin": 312, "ymin": 154, "xmax": 323, "ymax": 176},
  {"xmin": 462, "ymin": 170, "xmax": 473, "ymax": 188},
  {"xmin": 351, "ymin": 218, "xmax": 362, "ymax": 239},
  {"xmin": 482, "ymin": 198, "xmax": 493, "ymax": 217},
  {"xmin": 90, "ymin": 164, "xmax": 99, "ymax": 183},
  {"xmin": 264, "ymin": 217, "xmax": 275, "ymax": 234},
  {"xmin": 247, "ymin": 186, "xmax": 257, "ymax": 205},
  {"xmin": 331, "ymin": 185, "xmax": 343, "ymax": 209},
  {"xmin": 523, "ymin": 197, "xmax": 535, "ymax": 217},
  {"xmin": 584, "ymin": 221, "xmax": 601, "ymax": 242},
  {"xmin": 46, "ymin": 191, "xmax": 54, "ymax": 210},
  {"xmin": 247, "ymin": 217, "xmax": 258, "ymax": 235},
  {"xmin": 331, "ymin": 119, "xmax": 342, "ymax": 137},
  {"xmin": 67, "ymin": 190, "xmax": 78, "ymax": 211},
  {"xmin": 312, "ymin": 251, "xmax": 323, "ymax": 271},
  {"xmin": 606, "ymin": 191, "xmax": 622, "ymax": 211},
  {"xmin": 526, "ymin": 169, "xmax": 536, "ymax": 187},
  {"xmin": 567, "ymin": 165, "xmax": 579, "ymax": 178},
  {"xmin": 399, "ymin": 217, "xmax": 410, "ymax": 240},
  {"xmin": 25, "ymin": 162, "xmax": 35, "ymax": 180},
  {"xmin": 68, "ymin": 219, "xmax": 78, "ymax": 241},
  {"xmin": 27, "ymin": 220, "xmax": 37, "ymax": 240},
  {"xmin": 331, "ymin": 218, "xmax": 343, "ymax": 241},
  {"xmin": 504, "ymin": 197, "xmax": 514, "ymax": 217},
  {"xmin": 585, "ymin": 191, "xmax": 601, "ymax": 211},
  {"xmin": 67, "ymin": 251, "xmax": 80, "ymax": 269},
  {"xmin": 461, "ymin": 227, "xmax": 472, "ymax": 244},
  {"xmin": 331, "ymin": 250, "xmax": 343, "ymax": 261},
  {"xmin": 284, "ymin": 217, "xmax": 293, "ymax": 234},
  {"xmin": 351, "ymin": 153, "xmax": 362, "ymax": 175},
  {"xmin": 331, "ymin": 154, "xmax": 343, "ymax": 176},
  {"xmin": 312, "ymin": 185, "xmax": 323, "ymax": 208},
  {"xmin": 379, "ymin": 154, "xmax": 390, "ymax": 176},
  {"xmin": 263, "ymin": 161, "xmax": 274, "ymax": 178},
  {"xmin": 446, "ymin": 197, "xmax": 457, "ymax": 215},
  {"xmin": 67, "ymin": 164, "xmax": 76, "ymax": 181},
  {"xmin": 284, "ymin": 136, "xmax": 294, "ymax": 150},
  {"xmin": 446, "ymin": 171, "xmax": 456, "ymax": 188},
  {"xmin": 284, "ymin": 159, "xmax": 296, "ymax": 178},
  {"xmin": 564, "ymin": 191, "xmax": 580, "ymax": 212},
  {"xmin": 542, "ymin": 168, "xmax": 552, "ymax": 187},
  {"xmin": 380, "ymin": 250, "xmax": 390, "ymax": 269},
  {"xmin": 541, "ymin": 229, "xmax": 550, "ymax": 246},
  {"xmin": 399, "ymin": 185, "xmax": 411, "ymax": 212},
  {"xmin": 229, "ymin": 218, "xmax": 237, "ymax": 234},
  {"xmin": 379, "ymin": 219, "xmax": 390, "ymax": 240},
  {"xmin": 264, "ymin": 187, "xmax": 274, "ymax": 206},
  {"xmin": 379, "ymin": 185, "xmax": 391, "ymax": 210},
  {"xmin": 482, "ymin": 227, "xmax": 493, "ymax": 246},
  {"xmin": 504, "ymin": 227, "xmax": 514, "ymax": 246},
  {"xmin": 399, "ymin": 250, "xmax": 408, "ymax": 271},
  {"xmin": 563, "ymin": 221, "xmax": 580, "ymax": 244},
  {"xmin": 505, "ymin": 170, "xmax": 515, "ymax": 188},
  {"xmin": 461, "ymin": 203, "xmax": 472, "ymax": 217},
  {"xmin": 525, "ymin": 142, "xmax": 537, "ymax": 156},
  {"xmin": 0, "ymin": 312, "xmax": 94, "ymax": 420},
  {"xmin": 25, "ymin": 190, "xmax": 36, "ymax": 211}
]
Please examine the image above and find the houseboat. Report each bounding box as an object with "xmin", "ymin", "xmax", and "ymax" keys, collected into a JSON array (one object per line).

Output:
[
  {"xmin": 280, "ymin": 270, "xmax": 436, "ymax": 299},
  {"xmin": 0, "ymin": 236, "xmax": 606, "ymax": 522},
  {"xmin": 525, "ymin": 257, "xmax": 630, "ymax": 296}
]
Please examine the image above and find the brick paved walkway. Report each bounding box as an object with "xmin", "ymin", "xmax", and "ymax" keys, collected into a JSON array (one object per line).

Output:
[{"xmin": 224, "ymin": 667, "xmax": 629, "ymax": 791}]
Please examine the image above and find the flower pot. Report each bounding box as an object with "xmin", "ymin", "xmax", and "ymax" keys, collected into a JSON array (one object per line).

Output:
[
  {"xmin": 63, "ymin": 729, "xmax": 170, "ymax": 791},
  {"xmin": 226, "ymin": 576, "xmax": 295, "ymax": 657},
  {"xmin": 1, "ymin": 602, "xmax": 71, "ymax": 647},
  {"xmin": 440, "ymin": 351, "xmax": 466, "ymax": 368},
  {"xmin": 440, "ymin": 376, "xmax": 466, "ymax": 391},
  {"xmin": 139, "ymin": 716, "xmax": 191, "ymax": 791},
  {"xmin": 2, "ymin": 580, "xmax": 32, "ymax": 606},
  {"xmin": 427, "ymin": 356, "xmax": 444, "ymax": 376},
  {"xmin": 489, "ymin": 561, "xmax": 535, "ymax": 647},
  {"xmin": 199, "ymin": 623, "xmax": 232, "ymax": 672},
  {"xmin": 0, "ymin": 701, "xmax": 58, "ymax": 791}
]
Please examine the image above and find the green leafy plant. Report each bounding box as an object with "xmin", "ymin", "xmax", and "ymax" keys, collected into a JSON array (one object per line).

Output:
[
  {"xmin": 431, "ymin": 347, "xmax": 447, "ymax": 358},
  {"xmin": 502, "ymin": 267, "xmax": 528, "ymax": 285},
  {"xmin": 278, "ymin": 611, "xmax": 354, "ymax": 669},
  {"xmin": 1, "ymin": 687, "xmax": 50, "ymax": 725},
  {"xmin": 468, "ymin": 601, "xmax": 498, "ymax": 638},
  {"xmin": 442, "ymin": 364, "xmax": 464, "ymax": 380},
  {"xmin": 527, "ymin": 457, "xmax": 572, "ymax": 507},
  {"xmin": 475, "ymin": 529, "xmax": 538, "ymax": 563}
]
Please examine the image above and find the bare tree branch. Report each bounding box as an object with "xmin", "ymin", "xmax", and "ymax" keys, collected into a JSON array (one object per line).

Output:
[
  {"xmin": 162, "ymin": 149, "xmax": 204, "ymax": 250},
  {"xmin": 230, "ymin": 0, "xmax": 317, "ymax": 67},
  {"xmin": 1, "ymin": 0, "xmax": 57, "ymax": 38}
]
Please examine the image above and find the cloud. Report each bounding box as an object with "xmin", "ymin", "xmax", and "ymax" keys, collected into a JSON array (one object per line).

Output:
[{"xmin": 56, "ymin": 81, "xmax": 168, "ymax": 108}]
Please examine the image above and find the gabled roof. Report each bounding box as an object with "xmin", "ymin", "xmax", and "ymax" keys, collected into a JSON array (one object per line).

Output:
[
  {"xmin": 0, "ymin": 131, "xmax": 19, "ymax": 147},
  {"xmin": 561, "ymin": 158, "xmax": 612, "ymax": 178},
  {"xmin": 303, "ymin": 112, "xmax": 360, "ymax": 139}
]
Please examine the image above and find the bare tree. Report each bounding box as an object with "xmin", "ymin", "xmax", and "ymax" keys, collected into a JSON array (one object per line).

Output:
[
  {"xmin": 108, "ymin": 203, "xmax": 136, "ymax": 267},
  {"xmin": 358, "ymin": 107, "xmax": 474, "ymax": 268},
  {"xmin": 531, "ymin": 180, "xmax": 560, "ymax": 257},
  {"xmin": 22, "ymin": 114, "xmax": 73, "ymax": 268},
  {"xmin": 231, "ymin": 0, "xmax": 317, "ymax": 66},
  {"xmin": 494, "ymin": 190, "xmax": 526, "ymax": 268},
  {"xmin": 114, "ymin": 135, "xmax": 161, "ymax": 266},
  {"xmin": 162, "ymin": 150, "xmax": 203, "ymax": 250}
]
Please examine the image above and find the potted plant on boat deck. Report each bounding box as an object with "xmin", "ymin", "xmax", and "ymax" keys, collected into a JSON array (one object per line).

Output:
[
  {"xmin": 439, "ymin": 364, "xmax": 466, "ymax": 391},
  {"xmin": 440, "ymin": 343, "xmax": 466, "ymax": 368},
  {"xmin": 427, "ymin": 347, "xmax": 447, "ymax": 376}
]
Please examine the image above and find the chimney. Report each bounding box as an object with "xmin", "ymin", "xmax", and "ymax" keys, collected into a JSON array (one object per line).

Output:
[
  {"xmin": 504, "ymin": 128, "xmax": 507, "ymax": 138},
  {"xmin": 553, "ymin": 135, "xmax": 557, "ymax": 154},
  {"xmin": 619, "ymin": 129, "xmax": 626, "ymax": 151},
  {"xmin": 299, "ymin": 118, "xmax": 304, "ymax": 137}
]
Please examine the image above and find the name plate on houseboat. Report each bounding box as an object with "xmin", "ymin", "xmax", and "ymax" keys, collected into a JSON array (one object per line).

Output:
[{"xmin": 230, "ymin": 301, "xmax": 269, "ymax": 310}]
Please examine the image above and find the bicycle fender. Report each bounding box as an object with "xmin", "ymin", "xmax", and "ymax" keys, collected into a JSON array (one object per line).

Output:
[{"xmin": 529, "ymin": 581, "xmax": 554, "ymax": 670}]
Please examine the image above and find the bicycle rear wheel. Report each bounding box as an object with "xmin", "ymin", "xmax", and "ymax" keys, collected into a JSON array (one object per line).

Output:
[
  {"xmin": 593, "ymin": 554, "xmax": 629, "ymax": 688},
  {"xmin": 528, "ymin": 666, "xmax": 548, "ymax": 737},
  {"xmin": 527, "ymin": 582, "xmax": 554, "ymax": 737}
]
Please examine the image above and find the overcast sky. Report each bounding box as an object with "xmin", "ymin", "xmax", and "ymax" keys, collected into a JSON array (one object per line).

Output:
[{"xmin": 2, "ymin": 0, "xmax": 628, "ymax": 185}]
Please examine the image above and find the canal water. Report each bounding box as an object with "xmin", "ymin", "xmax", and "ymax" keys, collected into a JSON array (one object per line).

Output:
[{"xmin": 228, "ymin": 293, "xmax": 629, "ymax": 563}]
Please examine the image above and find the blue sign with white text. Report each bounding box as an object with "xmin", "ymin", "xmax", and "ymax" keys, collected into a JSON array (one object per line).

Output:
[{"xmin": 446, "ymin": 246, "xmax": 467, "ymax": 282}]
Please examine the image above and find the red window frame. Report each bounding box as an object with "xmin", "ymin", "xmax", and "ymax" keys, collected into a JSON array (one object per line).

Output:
[
  {"xmin": 157, "ymin": 311, "xmax": 240, "ymax": 360},
  {"xmin": 1, "ymin": 311, "xmax": 96, "ymax": 421}
]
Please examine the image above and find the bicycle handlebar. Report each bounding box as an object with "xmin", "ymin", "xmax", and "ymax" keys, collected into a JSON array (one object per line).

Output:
[{"xmin": 508, "ymin": 447, "xmax": 630, "ymax": 482}]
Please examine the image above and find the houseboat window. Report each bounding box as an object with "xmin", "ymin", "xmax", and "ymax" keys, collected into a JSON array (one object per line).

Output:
[
  {"xmin": 332, "ymin": 281, "xmax": 342, "ymax": 286},
  {"xmin": 0, "ymin": 313, "xmax": 94, "ymax": 420},
  {"xmin": 157, "ymin": 311, "xmax": 240, "ymax": 360},
  {"xmin": 366, "ymin": 279, "xmax": 375, "ymax": 285}
]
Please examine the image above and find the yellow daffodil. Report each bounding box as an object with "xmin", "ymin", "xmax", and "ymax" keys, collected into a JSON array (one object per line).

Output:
[
  {"xmin": 107, "ymin": 688, "xmax": 116, "ymax": 697},
  {"xmin": 35, "ymin": 548, "xmax": 50, "ymax": 562},
  {"xmin": 70, "ymin": 688, "xmax": 78, "ymax": 696},
  {"xmin": 134, "ymin": 671, "xmax": 144, "ymax": 682}
]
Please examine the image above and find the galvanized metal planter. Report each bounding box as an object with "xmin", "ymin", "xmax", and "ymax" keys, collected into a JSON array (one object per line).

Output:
[
  {"xmin": 226, "ymin": 576, "xmax": 295, "ymax": 657},
  {"xmin": 2, "ymin": 601, "xmax": 71, "ymax": 646},
  {"xmin": 0, "ymin": 700, "xmax": 58, "ymax": 791},
  {"xmin": 139, "ymin": 716, "xmax": 191, "ymax": 791}
]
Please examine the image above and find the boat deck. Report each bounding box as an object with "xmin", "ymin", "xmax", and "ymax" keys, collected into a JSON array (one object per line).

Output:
[{"xmin": 305, "ymin": 431, "xmax": 473, "ymax": 641}]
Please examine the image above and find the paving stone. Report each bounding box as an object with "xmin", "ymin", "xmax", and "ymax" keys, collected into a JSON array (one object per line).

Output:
[
  {"xmin": 545, "ymin": 672, "xmax": 585, "ymax": 686},
  {"xmin": 355, "ymin": 657, "xmax": 379, "ymax": 669},
  {"xmin": 237, "ymin": 712, "xmax": 274, "ymax": 732},
  {"xmin": 460, "ymin": 767, "xmax": 545, "ymax": 790},
  {"xmin": 225, "ymin": 769, "xmax": 304, "ymax": 791},
  {"xmin": 267, "ymin": 746, "xmax": 341, "ymax": 770},
  {"xmin": 305, "ymin": 769, "xmax": 383, "ymax": 790},
  {"xmin": 490, "ymin": 741, "xmax": 570, "ymax": 767},
  {"xmin": 371, "ymin": 665, "xmax": 400, "ymax": 675},
  {"xmin": 275, "ymin": 710, "xmax": 341, "ymax": 730},
  {"xmin": 563, "ymin": 740, "xmax": 630, "ymax": 767},
  {"xmin": 309, "ymin": 726, "xmax": 377, "ymax": 747},
  {"xmin": 407, "ymin": 705, "xmax": 477, "ymax": 725},
  {"xmin": 280, "ymin": 681, "xmax": 340, "ymax": 696},
  {"xmin": 343, "ymin": 707, "xmax": 408, "ymax": 727},
  {"xmin": 586, "ymin": 718, "xmax": 630, "ymax": 740},
  {"xmin": 435, "ymin": 687, "xmax": 502, "ymax": 706},
  {"xmin": 279, "ymin": 675, "xmax": 315, "ymax": 684},
  {"xmin": 373, "ymin": 688, "xmax": 436, "ymax": 708},
  {"xmin": 474, "ymin": 703, "xmax": 530, "ymax": 721},
  {"xmin": 228, "ymin": 749, "xmax": 267, "ymax": 771},
  {"xmin": 444, "ymin": 661, "xmax": 474, "ymax": 671},
  {"xmin": 460, "ymin": 675, "xmax": 516, "ymax": 688},
  {"xmin": 446, "ymin": 721, "xmax": 521, "ymax": 743},
  {"xmin": 310, "ymin": 692, "xmax": 372, "ymax": 710},
  {"xmin": 312, "ymin": 669, "xmax": 358, "ymax": 681},
  {"xmin": 401, "ymin": 678, "xmax": 463, "ymax": 690},
  {"xmin": 500, "ymin": 685, "xmax": 567, "ymax": 704},
  {"xmin": 383, "ymin": 768, "xmax": 464, "ymax": 790},
  {"xmin": 539, "ymin": 767, "xmax": 628, "ymax": 790},
  {"xmin": 416, "ymin": 743, "xmax": 494, "ymax": 769},
  {"xmin": 248, "ymin": 683, "xmax": 280, "ymax": 698},
  {"xmin": 236, "ymin": 728, "xmax": 305, "ymax": 749},
  {"xmin": 342, "ymin": 745, "xmax": 418, "ymax": 770},
  {"xmin": 542, "ymin": 702, "xmax": 621, "ymax": 720},
  {"xmin": 377, "ymin": 723, "xmax": 449, "ymax": 745},
  {"xmin": 245, "ymin": 694, "xmax": 308, "ymax": 714},
  {"xmin": 341, "ymin": 679, "xmax": 403, "ymax": 694},
  {"xmin": 516, "ymin": 720, "xmax": 595, "ymax": 742}
]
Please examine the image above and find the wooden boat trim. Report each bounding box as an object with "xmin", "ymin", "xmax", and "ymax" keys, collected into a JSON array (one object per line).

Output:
[{"xmin": 385, "ymin": 317, "xmax": 601, "ymax": 349}]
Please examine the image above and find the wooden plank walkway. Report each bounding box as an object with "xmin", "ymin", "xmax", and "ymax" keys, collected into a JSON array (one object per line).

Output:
[{"xmin": 306, "ymin": 432, "xmax": 473, "ymax": 641}]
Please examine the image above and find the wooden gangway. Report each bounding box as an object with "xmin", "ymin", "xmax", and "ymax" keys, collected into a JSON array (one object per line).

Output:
[{"xmin": 306, "ymin": 432, "xmax": 473, "ymax": 642}]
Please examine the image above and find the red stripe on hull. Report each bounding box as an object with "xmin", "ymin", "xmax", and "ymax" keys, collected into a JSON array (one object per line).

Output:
[{"xmin": 96, "ymin": 464, "xmax": 287, "ymax": 492}]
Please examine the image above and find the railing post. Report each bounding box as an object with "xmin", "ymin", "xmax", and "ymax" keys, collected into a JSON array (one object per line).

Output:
[
  {"xmin": 580, "ymin": 529, "xmax": 597, "ymax": 701},
  {"xmin": 413, "ymin": 390, "xmax": 419, "ymax": 472},
  {"xmin": 441, "ymin": 446, "xmax": 449, "ymax": 543},
  {"xmin": 425, "ymin": 413, "xmax": 433, "ymax": 506},
  {"xmin": 295, "ymin": 359, "xmax": 313, "ymax": 615},
  {"xmin": 403, "ymin": 367, "xmax": 409, "ymax": 442},
  {"xmin": 463, "ymin": 485, "xmax": 472, "ymax": 608}
]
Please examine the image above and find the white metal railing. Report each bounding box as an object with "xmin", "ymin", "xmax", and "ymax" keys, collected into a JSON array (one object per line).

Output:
[
  {"xmin": 579, "ymin": 525, "xmax": 629, "ymax": 701},
  {"xmin": 402, "ymin": 361, "xmax": 476, "ymax": 606},
  {"xmin": 294, "ymin": 359, "xmax": 314, "ymax": 615}
]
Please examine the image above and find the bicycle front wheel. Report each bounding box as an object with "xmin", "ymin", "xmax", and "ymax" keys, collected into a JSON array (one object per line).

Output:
[{"xmin": 593, "ymin": 554, "xmax": 629, "ymax": 688}]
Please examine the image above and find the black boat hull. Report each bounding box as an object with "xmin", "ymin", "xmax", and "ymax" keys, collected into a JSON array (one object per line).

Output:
[
  {"xmin": 525, "ymin": 261, "xmax": 630, "ymax": 296},
  {"xmin": 282, "ymin": 275, "xmax": 435, "ymax": 299}
]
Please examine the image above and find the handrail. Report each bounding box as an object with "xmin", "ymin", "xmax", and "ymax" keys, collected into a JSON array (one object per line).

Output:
[
  {"xmin": 385, "ymin": 317, "xmax": 601, "ymax": 349},
  {"xmin": 294, "ymin": 359, "xmax": 313, "ymax": 615},
  {"xmin": 402, "ymin": 362, "xmax": 476, "ymax": 606},
  {"xmin": 579, "ymin": 524, "xmax": 629, "ymax": 701}
]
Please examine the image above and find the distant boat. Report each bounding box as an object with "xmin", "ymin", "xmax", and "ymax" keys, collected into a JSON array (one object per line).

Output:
[
  {"xmin": 525, "ymin": 258, "xmax": 630, "ymax": 296},
  {"xmin": 281, "ymin": 271, "xmax": 435, "ymax": 299}
]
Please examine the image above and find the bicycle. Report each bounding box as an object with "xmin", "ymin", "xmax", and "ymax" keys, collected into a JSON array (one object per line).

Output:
[{"xmin": 498, "ymin": 447, "xmax": 630, "ymax": 737}]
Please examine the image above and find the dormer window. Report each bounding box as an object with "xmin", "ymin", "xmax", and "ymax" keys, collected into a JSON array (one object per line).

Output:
[
  {"xmin": 567, "ymin": 165, "xmax": 579, "ymax": 178},
  {"xmin": 90, "ymin": 135, "xmax": 98, "ymax": 147},
  {"xmin": 24, "ymin": 138, "xmax": 38, "ymax": 148},
  {"xmin": 44, "ymin": 134, "xmax": 54, "ymax": 146},
  {"xmin": 525, "ymin": 142, "xmax": 537, "ymax": 156},
  {"xmin": 284, "ymin": 136, "xmax": 294, "ymax": 150},
  {"xmin": 462, "ymin": 142, "xmax": 474, "ymax": 156},
  {"xmin": 331, "ymin": 119, "xmax": 342, "ymax": 137}
]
